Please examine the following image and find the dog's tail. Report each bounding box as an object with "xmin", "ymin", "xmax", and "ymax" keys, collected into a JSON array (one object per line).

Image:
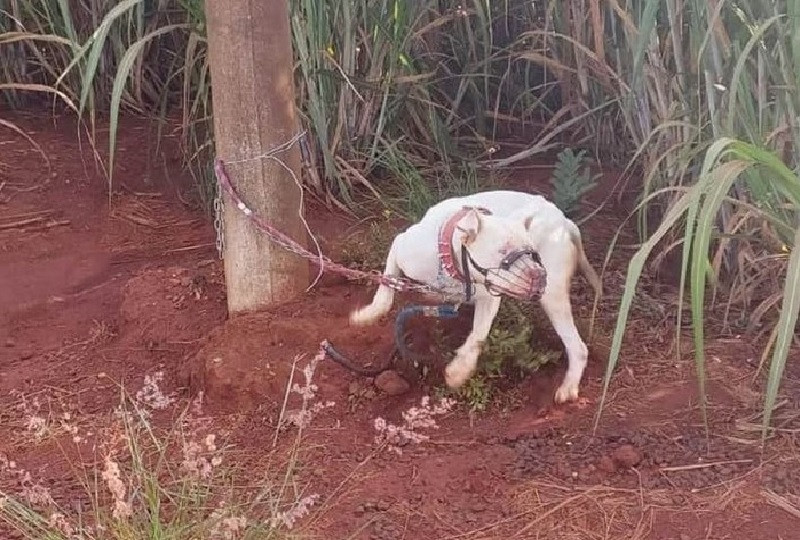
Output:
[{"xmin": 567, "ymin": 222, "xmax": 602, "ymax": 300}]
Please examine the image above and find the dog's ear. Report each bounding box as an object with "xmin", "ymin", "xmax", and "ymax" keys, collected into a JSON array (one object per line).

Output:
[
  {"xmin": 523, "ymin": 214, "xmax": 534, "ymax": 231},
  {"xmin": 456, "ymin": 207, "xmax": 483, "ymax": 245}
]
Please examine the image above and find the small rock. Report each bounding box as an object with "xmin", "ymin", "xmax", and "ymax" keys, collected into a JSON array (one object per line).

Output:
[
  {"xmin": 598, "ymin": 455, "xmax": 617, "ymax": 473},
  {"xmin": 374, "ymin": 370, "xmax": 410, "ymax": 396},
  {"xmin": 613, "ymin": 444, "xmax": 642, "ymax": 468},
  {"xmin": 4, "ymin": 338, "xmax": 14, "ymax": 348}
]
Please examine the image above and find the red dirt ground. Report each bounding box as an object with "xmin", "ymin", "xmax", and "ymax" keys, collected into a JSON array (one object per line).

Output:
[{"xmin": 1, "ymin": 112, "xmax": 799, "ymax": 539}]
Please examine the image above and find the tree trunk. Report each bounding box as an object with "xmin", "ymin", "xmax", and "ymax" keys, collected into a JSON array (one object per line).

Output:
[{"xmin": 205, "ymin": 0, "xmax": 309, "ymax": 313}]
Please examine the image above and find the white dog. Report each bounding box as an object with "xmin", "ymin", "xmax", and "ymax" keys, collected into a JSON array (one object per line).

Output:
[{"xmin": 349, "ymin": 190, "xmax": 601, "ymax": 403}]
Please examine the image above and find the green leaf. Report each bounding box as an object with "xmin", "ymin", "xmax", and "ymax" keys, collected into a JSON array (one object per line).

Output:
[
  {"xmin": 690, "ymin": 159, "xmax": 751, "ymax": 429},
  {"xmin": 77, "ymin": 0, "xmax": 145, "ymax": 115},
  {"xmin": 595, "ymin": 189, "xmax": 693, "ymax": 431},
  {"xmin": 762, "ymin": 226, "xmax": 800, "ymax": 441},
  {"xmin": 108, "ymin": 24, "xmax": 189, "ymax": 188}
]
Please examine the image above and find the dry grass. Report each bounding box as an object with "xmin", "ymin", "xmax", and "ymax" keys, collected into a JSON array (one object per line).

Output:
[
  {"xmin": 0, "ymin": 347, "xmax": 343, "ymax": 539},
  {"xmin": 434, "ymin": 471, "xmax": 780, "ymax": 540}
]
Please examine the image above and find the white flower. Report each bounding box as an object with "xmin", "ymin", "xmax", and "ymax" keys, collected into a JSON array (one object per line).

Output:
[
  {"xmin": 101, "ymin": 456, "xmax": 131, "ymax": 519},
  {"xmin": 135, "ymin": 371, "xmax": 175, "ymax": 411},
  {"xmin": 48, "ymin": 512, "xmax": 74, "ymax": 536},
  {"xmin": 373, "ymin": 396, "xmax": 454, "ymax": 453},
  {"xmin": 272, "ymin": 494, "xmax": 319, "ymax": 530}
]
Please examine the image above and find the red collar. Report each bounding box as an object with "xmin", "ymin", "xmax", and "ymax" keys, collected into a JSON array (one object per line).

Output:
[{"xmin": 437, "ymin": 206, "xmax": 492, "ymax": 282}]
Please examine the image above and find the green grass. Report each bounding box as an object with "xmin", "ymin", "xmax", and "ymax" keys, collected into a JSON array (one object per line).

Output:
[
  {"xmin": 1, "ymin": 0, "xmax": 212, "ymax": 207},
  {"xmin": 431, "ymin": 300, "xmax": 561, "ymax": 413},
  {"xmin": 576, "ymin": 1, "xmax": 800, "ymax": 440}
]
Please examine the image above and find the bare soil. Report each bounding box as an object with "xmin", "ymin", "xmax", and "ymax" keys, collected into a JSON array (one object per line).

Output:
[{"xmin": 1, "ymin": 112, "xmax": 799, "ymax": 539}]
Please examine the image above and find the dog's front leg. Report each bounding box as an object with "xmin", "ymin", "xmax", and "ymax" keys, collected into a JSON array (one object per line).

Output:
[
  {"xmin": 444, "ymin": 295, "xmax": 501, "ymax": 388},
  {"xmin": 350, "ymin": 239, "xmax": 402, "ymax": 326}
]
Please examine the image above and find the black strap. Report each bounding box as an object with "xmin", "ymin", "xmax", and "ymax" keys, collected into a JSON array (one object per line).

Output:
[{"xmin": 460, "ymin": 244, "xmax": 474, "ymax": 302}]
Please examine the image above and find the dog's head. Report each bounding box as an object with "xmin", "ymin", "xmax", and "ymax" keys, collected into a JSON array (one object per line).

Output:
[{"xmin": 452, "ymin": 208, "xmax": 546, "ymax": 301}]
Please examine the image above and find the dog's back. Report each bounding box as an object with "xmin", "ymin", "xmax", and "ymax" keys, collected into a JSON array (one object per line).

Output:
[{"xmin": 419, "ymin": 190, "xmax": 551, "ymax": 216}]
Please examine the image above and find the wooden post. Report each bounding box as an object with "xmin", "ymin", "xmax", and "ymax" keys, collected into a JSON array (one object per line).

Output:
[{"xmin": 205, "ymin": 0, "xmax": 309, "ymax": 313}]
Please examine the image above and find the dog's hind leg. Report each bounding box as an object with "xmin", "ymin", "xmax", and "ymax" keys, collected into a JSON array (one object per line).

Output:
[
  {"xmin": 538, "ymin": 239, "xmax": 587, "ymax": 403},
  {"xmin": 349, "ymin": 239, "xmax": 402, "ymax": 326}
]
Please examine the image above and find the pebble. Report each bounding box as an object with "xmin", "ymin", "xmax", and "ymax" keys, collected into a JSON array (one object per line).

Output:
[
  {"xmin": 613, "ymin": 444, "xmax": 642, "ymax": 468},
  {"xmin": 509, "ymin": 427, "xmax": 797, "ymax": 496},
  {"xmin": 4, "ymin": 338, "xmax": 14, "ymax": 347},
  {"xmin": 374, "ymin": 370, "xmax": 410, "ymax": 396},
  {"xmin": 598, "ymin": 455, "xmax": 617, "ymax": 473}
]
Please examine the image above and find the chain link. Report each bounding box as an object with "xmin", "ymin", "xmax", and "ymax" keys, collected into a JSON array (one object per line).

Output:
[{"xmin": 213, "ymin": 190, "xmax": 225, "ymax": 259}]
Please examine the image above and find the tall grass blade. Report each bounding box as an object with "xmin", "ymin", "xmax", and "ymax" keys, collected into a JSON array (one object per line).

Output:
[
  {"xmin": 77, "ymin": 0, "xmax": 144, "ymax": 115},
  {"xmin": 108, "ymin": 24, "xmax": 189, "ymax": 189},
  {"xmin": 595, "ymin": 189, "xmax": 694, "ymax": 431},
  {"xmin": 689, "ymin": 159, "xmax": 751, "ymax": 429},
  {"xmin": 761, "ymin": 226, "xmax": 800, "ymax": 441}
]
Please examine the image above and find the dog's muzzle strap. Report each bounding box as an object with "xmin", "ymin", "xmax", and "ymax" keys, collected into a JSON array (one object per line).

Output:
[{"xmin": 461, "ymin": 243, "xmax": 475, "ymax": 303}]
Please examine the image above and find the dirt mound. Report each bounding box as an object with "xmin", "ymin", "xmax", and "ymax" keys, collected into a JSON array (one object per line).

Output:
[
  {"xmin": 120, "ymin": 264, "xmax": 225, "ymax": 345},
  {"xmin": 180, "ymin": 285, "xmax": 398, "ymax": 413}
]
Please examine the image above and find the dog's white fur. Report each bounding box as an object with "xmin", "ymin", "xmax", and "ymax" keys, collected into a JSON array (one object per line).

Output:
[{"xmin": 349, "ymin": 190, "xmax": 602, "ymax": 403}]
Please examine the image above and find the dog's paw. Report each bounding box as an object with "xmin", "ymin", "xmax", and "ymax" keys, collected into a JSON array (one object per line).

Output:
[
  {"xmin": 444, "ymin": 361, "xmax": 472, "ymax": 389},
  {"xmin": 349, "ymin": 307, "xmax": 375, "ymax": 326},
  {"xmin": 554, "ymin": 382, "xmax": 580, "ymax": 404}
]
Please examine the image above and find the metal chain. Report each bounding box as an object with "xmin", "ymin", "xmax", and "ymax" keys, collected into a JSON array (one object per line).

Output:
[
  {"xmin": 212, "ymin": 157, "xmax": 548, "ymax": 300},
  {"xmin": 213, "ymin": 158, "xmax": 438, "ymax": 294},
  {"xmin": 213, "ymin": 189, "xmax": 225, "ymax": 259}
]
